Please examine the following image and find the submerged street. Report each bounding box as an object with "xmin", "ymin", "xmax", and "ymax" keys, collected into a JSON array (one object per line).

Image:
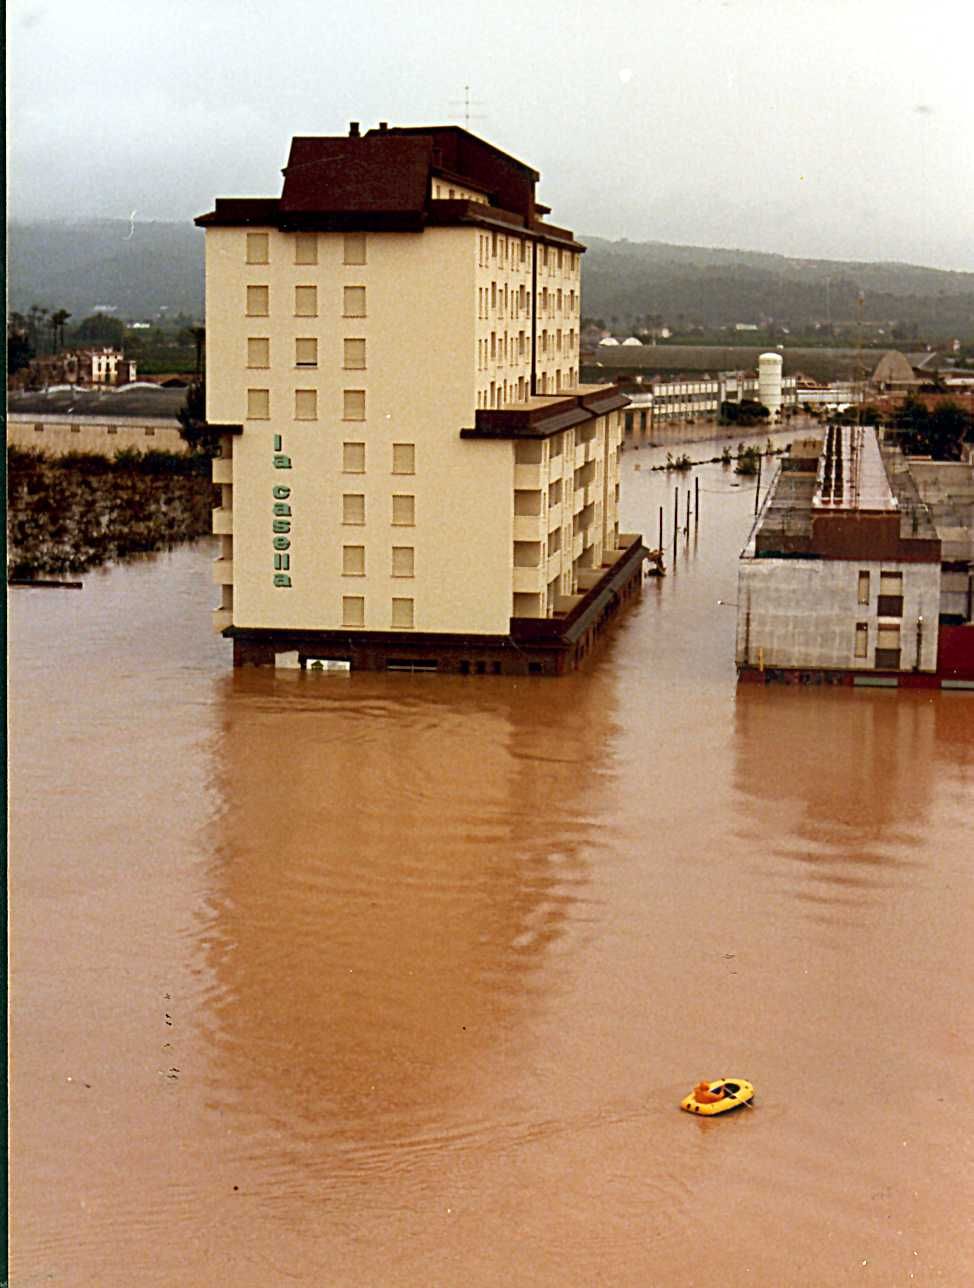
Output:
[{"xmin": 10, "ymin": 435, "xmax": 973, "ymax": 1286}]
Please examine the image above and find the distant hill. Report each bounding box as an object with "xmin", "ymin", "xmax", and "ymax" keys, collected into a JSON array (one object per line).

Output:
[
  {"xmin": 7, "ymin": 219, "xmax": 974, "ymax": 339},
  {"xmin": 580, "ymin": 236, "xmax": 974, "ymax": 339},
  {"xmin": 8, "ymin": 219, "xmax": 205, "ymax": 320}
]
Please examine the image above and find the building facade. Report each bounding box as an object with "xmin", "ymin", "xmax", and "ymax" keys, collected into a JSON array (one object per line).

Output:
[
  {"xmin": 736, "ymin": 426, "xmax": 974, "ymax": 689},
  {"xmin": 197, "ymin": 123, "xmax": 642, "ymax": 674}
]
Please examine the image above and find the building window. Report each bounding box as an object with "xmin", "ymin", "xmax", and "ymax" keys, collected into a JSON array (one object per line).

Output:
[
  {"xmin": 878, "ymin": 571, "xmax": 904, "ymax": 618},
  {"xmin": 295, "ymin": 337, "xmax": 317, "ymax": 367},
  {"xmin": 247, "ymin": 337, "xmax": 270, "ymax": 368},
  {"xmin": 857, "ymin": 570, "xmax": 870, "ymax": 605},
  {"xmin": 392, "ymin": 494, "xmax": 415, "ymax": 526},
  {"xmin": 344, "ymin": 338, "xmax": 366, "ymax": 369},
  {"xmin": 294, "ymin": 285, "xmax": 318, "ymax": 317},
  {"xmin": 342, "ymin": 494, "xmax": 365, "ymax": 525},
  {"xmin": 392, "ymin": 546, "xmax": 414, "ymax": 578},
  {"xmin": 342, "ymin": 596, "xmax": 365, "ymax": 627},
  {"xmin": 344, "ymin": 286, "xmax": 366, "ymax": 317},
  {"xmin": 875, "ymin": 624, "xmax": 901, "ymax": 670},
  {"xmin": 391, "ymin": 597, "xmax": 414, "ymax": 629},
  {"xmin": 246, "ymin": 285, "xmax": 269, "ymax": 316},
  {"xmin": 342, "ymin": 442, "xmax": 365, "ymax": 473},
  {"xmin": 854, "ymin": 622, "xmax": 869, "ymax": 658},
  {"xmin": 392, "ymin": 443, "xmax": 415, "ymax": 474},
  {"xmin": 343, "ymin": 233, "xmax": 367, "ymax": 265},
  {"xmin": 246, "ymin": 388, "xmax": 269, "ymax": 419},
  {"xmin": 294, "ymin": 233, "xmax": 317, "ymax": 265},
  {"xmin": 343, "ymin": 389, "xmax": 366, "ymax": 421},
  {"xmin": 342, "ymin": 545, "xmax": 365, "ymax": 576},
  {"xmin": 246, "ymin": 233, "xmax": 269, "ymax": 264},
  {"xmin": 295, "ymin": 389, "xmax": 317, "ymax": 420}
]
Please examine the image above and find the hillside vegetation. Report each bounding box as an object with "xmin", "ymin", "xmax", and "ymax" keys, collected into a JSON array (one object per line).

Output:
[
  {"xmin": 8, "ymin": 219, "xmax": 974, "ymax": 339},
  {"xmin": 580, "ymin": 236, "xmax": 974, "ymax": 339}
]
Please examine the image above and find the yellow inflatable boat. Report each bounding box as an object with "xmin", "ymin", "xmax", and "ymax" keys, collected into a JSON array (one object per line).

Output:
[{"xmin": 680, "ymin": 1078, "xmax": 755, "ymax": 1115}]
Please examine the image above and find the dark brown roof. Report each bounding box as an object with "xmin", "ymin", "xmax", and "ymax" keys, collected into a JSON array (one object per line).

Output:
[
  {"xmin": 461, "ymin": 387, "xmax": 629, "ymax": 440},
  {"xmin": 195, "ymin": 124, "xmax": 580, "ymax": 248},
  {"xmin": 281, "ymin": 134, "xmax": 432, "ymax": 215}
]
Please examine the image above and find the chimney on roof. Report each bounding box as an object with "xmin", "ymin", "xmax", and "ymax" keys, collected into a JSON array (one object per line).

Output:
[
  {"xmin": 349, "ymin": 121, "xmax": 360, "ymax": 138},
  {"xmin": 378, "ymin": 121, "xmax": 388, "ymax": 132}
]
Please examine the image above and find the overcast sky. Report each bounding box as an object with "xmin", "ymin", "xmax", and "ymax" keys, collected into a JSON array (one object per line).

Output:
[{"xmin": 8, "ymin": 0, "xmax": 973, "ymax": 270}]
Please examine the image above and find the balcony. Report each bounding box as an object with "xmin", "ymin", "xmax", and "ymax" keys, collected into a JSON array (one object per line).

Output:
[
  {"xmin": 548, "ymin": 455, "xmax": 563, "ymax": 483},
  {"xmin": 510, "ymin": 535, "xmax": 646, "ymax": 645},
  {"xmin": 212, "ymin": 558, "xmax": 234, "ymax": 585},
  {"xmin": 513, "ymin": 514, "xmax": 544, "ymax": 541},
  {"xmin": 514, "ymin": 463, "xmax": 543, "ymax": 489},
  {"xmin": 211, "ymin": 457, "xmax": 233, "ymax": 485},
  {"xmin": 513, "ymin": 565, "xmax": 545, "ymax": 593},
  {"xmin": 212, "ymin": 507, "xmax": 234, "ymax": 536},
  {"xmin": 547, "ymin": 501, "xmax": 562, "ymax": 531},
  {"xmin": 212, "ymin": 607, "xmax": 233, "ymax": 633}
]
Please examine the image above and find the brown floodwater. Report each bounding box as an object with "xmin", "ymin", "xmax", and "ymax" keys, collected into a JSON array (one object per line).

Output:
[{"xmin": 10, "ymin": 436, "xmax": 974, "ymax": 1286}]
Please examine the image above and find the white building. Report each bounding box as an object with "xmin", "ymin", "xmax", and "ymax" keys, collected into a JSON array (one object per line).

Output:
[{"xmin": 196, "ymin": 123, "xmax": 643, "ymax": 674}]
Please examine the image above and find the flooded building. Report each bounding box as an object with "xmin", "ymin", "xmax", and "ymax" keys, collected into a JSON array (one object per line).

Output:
[
  {"xmin": 736, "ymin": 426, "xmax": 974, "ymax": 688},
  {"xmin": 196, "ymin": 122, "xmax": 642, "ymax": 674}
]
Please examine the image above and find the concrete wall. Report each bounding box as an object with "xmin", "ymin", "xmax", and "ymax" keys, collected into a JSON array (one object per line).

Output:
[
  {"xmin": 8, "ymin": 414, "xmax": 188, "ymax": 456},
  {"xmin": 736, "ymin": 556, "xmax": 941, "ymax": 672}
]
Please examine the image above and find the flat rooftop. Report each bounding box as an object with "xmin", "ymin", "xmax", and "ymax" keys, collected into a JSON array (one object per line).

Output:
[
  {"xmin": 8, "ymin": 386, "xmax": 187, "ymax": 420},
  {"xmin": 812, "ymin": 425, "xmax": 898, "ymax": 513}
]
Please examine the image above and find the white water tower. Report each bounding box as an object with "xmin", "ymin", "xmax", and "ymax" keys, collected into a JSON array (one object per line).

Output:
[{"xmin": 758, "ymin": 352, "xmax": 784, "ymax": 420}]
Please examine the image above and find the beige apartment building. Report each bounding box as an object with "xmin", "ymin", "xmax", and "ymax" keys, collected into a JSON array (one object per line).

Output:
[{"xmin": 197, "ymin": 123, "xmax": 644, "ymax": 673}]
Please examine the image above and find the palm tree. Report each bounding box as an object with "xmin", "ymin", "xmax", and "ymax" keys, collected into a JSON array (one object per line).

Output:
[
  {"xmin": 180, "ymin": 324, "xmax": 206, "ymax": 378},
  {"xmin": 50, "ymin": 309, "xmax": 72, "ymax": 352}
]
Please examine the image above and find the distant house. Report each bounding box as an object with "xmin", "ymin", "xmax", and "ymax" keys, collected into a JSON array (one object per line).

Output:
[{"xmin": 11, "ymin": 346, "xmax": 137, "ymax": 391}]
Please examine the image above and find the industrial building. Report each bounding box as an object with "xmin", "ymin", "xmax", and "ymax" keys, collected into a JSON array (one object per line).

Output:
[
  {"xmin": 7, "ymin": 386, "xmax": 189, "ymax": 455},
  {"xmin": 196, "ymin": 123, "xmax": 643, "ymax": 674},
  {"xmin": 736, "ymin": 426, "xmax": 974, "ymax": 688}
]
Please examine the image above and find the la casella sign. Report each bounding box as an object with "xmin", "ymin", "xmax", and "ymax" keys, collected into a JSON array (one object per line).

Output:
[{"xmin": 272, "ymin": 433, "xmax": 292, "ymax": 587}]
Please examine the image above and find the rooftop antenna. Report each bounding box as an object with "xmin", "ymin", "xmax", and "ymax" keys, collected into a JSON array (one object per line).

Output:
[
  {"xmin": 449, "ymin": 85, "xmax": 485, "ymax": 130},
  {"xmin": 855, "ymin": 290, "xmax": 865, "ymax": 428}
]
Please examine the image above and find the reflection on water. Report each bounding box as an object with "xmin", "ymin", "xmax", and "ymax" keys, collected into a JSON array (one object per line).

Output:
[
  {"xmin": 9, "ymin": 453, "xmax": 974, "ymax": 1286},
  {"xmin": 197, "ymin": 669, "xmax": 618, "ymax": 1178}
]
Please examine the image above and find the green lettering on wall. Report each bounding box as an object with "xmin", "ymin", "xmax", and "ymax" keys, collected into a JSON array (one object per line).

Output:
[
  {"xmin": 272, "ymin": 485, "xmax": 291, "ymax": 500},
  {"xmin": 273, "ymin": 519, "xmax": 291, "ymax": 534},
  {"xmin": 273, "ymin": 536, "xmax": 291, "ymax": 551},
  {"xmin": 273, "ymin": 455, "xmax": 292, "ymax": 469},
  {"xmin": 273, "ymin": 574, "xmax": 292, "ymax": 588},
  {"xmin": 273, "ymin": 503, "xmax": 292, "ymax": 516}
]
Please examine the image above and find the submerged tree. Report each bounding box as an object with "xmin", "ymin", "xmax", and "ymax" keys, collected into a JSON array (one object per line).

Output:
[{"xmin": 177, "ymin": 380, "xmax": 220, "ymax": 457}]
